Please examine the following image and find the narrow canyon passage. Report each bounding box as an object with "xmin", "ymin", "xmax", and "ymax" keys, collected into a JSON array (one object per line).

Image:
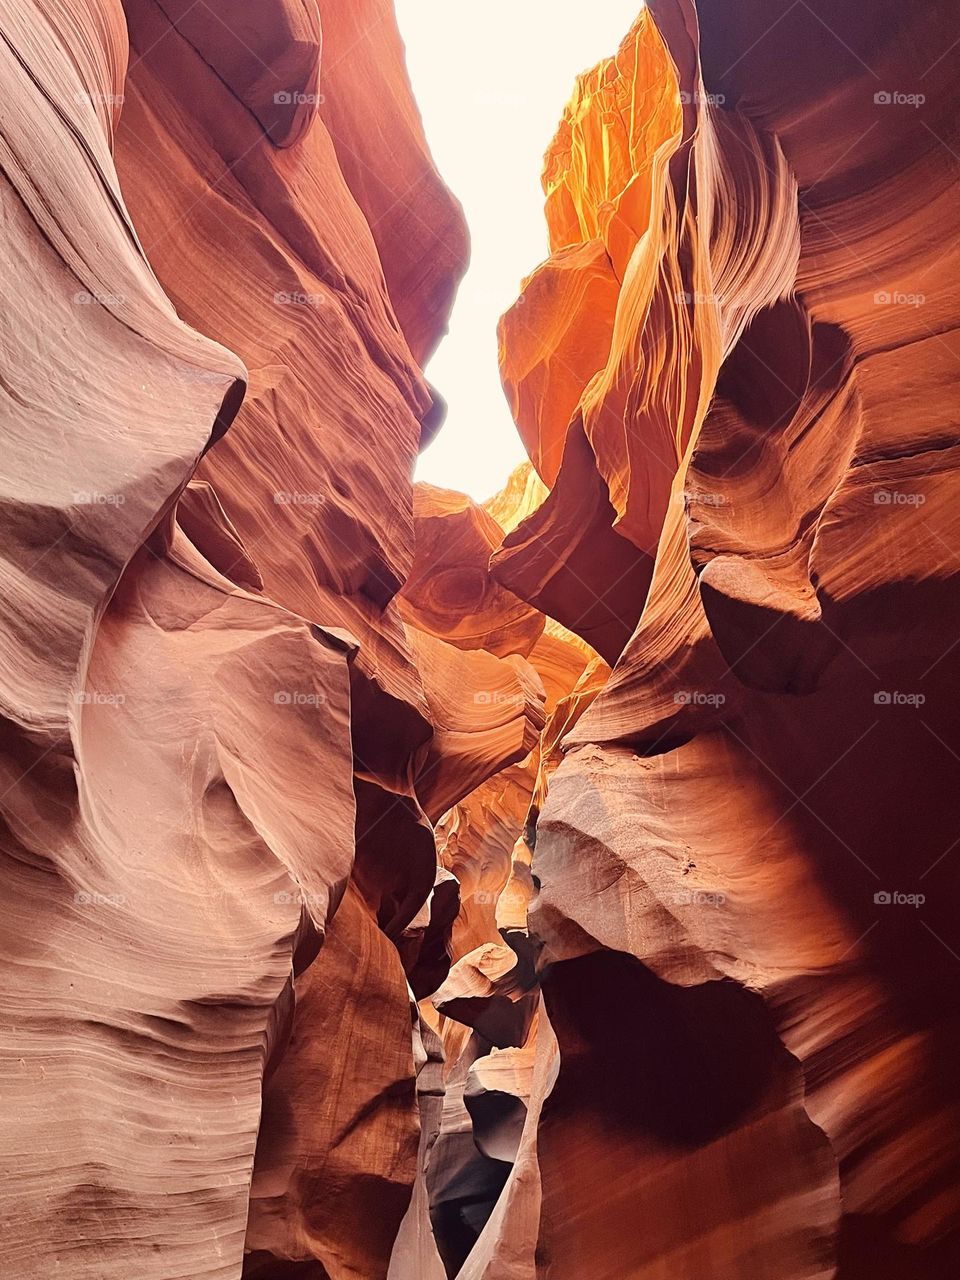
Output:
[{"xmin": 1, "ymin": 2, "xmax": 959, "ymax": 1279}]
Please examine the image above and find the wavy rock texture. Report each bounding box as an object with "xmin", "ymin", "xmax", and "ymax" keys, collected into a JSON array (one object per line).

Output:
[
  {"xmin": 3, "ymin": 0, "xmax": 960, "ymax": 1278},
  {"xmin": 0, "ymin": 1, "xmax": 527, "ymax": 1277},
  {"xmin": 386, "ymin": 474, "xmax": 594, "ymax": 1280},
  {"xmin": 490, "ymin": 2, "xmax": 960, "ymax": 1279}
]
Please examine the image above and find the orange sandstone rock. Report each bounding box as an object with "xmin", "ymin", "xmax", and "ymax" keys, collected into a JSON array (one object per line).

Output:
[
  {"xmin": 0, "ymin": 1, "xmax": 491, "ymax": 1277},
  {"xmin": 494, "ymin": 1, "xmax": 960, "ymax": 1277},
  {"xmin": 5, "ymin": 0, "xmax": 960, "ymax": 1278},
  {"xmin": 316, "ymin": 0, "xmax": 468, "ymax": 367}
]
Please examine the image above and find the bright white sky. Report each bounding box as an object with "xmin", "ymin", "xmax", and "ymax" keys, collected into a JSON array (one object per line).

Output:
[{"xmin": 396, "ymin": 0, "xmax": 643, "ymax": 502}]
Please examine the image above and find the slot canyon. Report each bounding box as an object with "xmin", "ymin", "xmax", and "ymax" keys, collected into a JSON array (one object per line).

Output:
[{"xmin": 1, "ymin": 0, "xmax": 959, "ymax": 1276}]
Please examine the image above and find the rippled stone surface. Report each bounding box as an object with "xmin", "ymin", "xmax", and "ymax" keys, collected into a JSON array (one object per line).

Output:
[{"xmin": 3, "ymin": 1, "xmax": 959, "ymax": 1277}]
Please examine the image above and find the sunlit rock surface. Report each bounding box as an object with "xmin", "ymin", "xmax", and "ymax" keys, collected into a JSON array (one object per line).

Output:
[
  {"xmin": 0, "ymin": 1, "xmax": 484, "ymax": 1276},
  {"xmin": 2, "ymin": 0, "xmax": 959, "ymax": 1278},
  {"xmin": 493, "ymin": 2, "xmax": 960, "ymax": 1278}
]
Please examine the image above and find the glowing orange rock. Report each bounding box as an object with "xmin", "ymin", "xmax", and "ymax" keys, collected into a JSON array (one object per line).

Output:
[
  {"xmin": 493, "ymin": 12, "xmax": 688, "ymax": 665},
  {"xmin": 401, "ymin": 484, "xmax": 545, "ymax": 659},
  {"xmin": 6, "ymin": 0, "xmax": 960, "ymax": 1277},
  {"xmin": 493, "ymin": 0, "xmax": 960, "ymax": 1276},
  {"xmin": 498, "ymin": 241, "xmax": 619, "ymax": 487}
]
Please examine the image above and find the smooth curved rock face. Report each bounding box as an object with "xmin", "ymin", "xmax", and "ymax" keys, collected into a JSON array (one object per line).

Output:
[
  {"xmin": 492, "ymin": 11, "xmax": 689, "ymax": 665},
  {"xmin": 0, "ymin": 1, "xmax": 489, "ymax": 1277},
  {"xmin": 5, "ymin": 0, "xmax": 960, "ymax": 1277},
  {"xmin": 401, "ymin": 485, "xmax": 545, "ymax": 661},
  {"xmin": 498, "ymin": 241, "xmax": 619, "ymax": 488},
  {"xmin": 245, "ymin": 884, "xmax": 419, "ymax": 1277},
  {"xmin": 490, "ymin": 1, "xmax": 960, "ymax": 1277},
  {"xmin": 139, "ymin": 0, "xmax": 324, "ymax": 148},
  {"xmin": 315, "ymin": 0, "xmax": 469, "ymax": 367}
]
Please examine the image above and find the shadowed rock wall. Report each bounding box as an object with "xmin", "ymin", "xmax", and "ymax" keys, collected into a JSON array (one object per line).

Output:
[{"xmin": 1, "ymin": 2, "xmax": 959, "ymax": 1278}]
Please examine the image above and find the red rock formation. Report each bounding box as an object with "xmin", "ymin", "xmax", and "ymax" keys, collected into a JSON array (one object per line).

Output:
[
  {"xmin": 492, "ymin": 14, "xmax": 687, "ymax": 666},
  {"xmin": 0, "ymin": 2, "xmax": 515, "ymax": 1277},
  {"xmin": 491, "ymin": 2, "xmax": 960, "ymax": 1278},
  {"xmin": 4, "ymin": 0, "xmax": 960, "ymax": 1278},
  {"xmin": 315, "ymin": 0, "xmax": 468, "ymax": 369}
]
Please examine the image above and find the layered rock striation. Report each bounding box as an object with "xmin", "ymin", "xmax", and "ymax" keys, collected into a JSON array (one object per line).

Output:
[
  {"xmin": 490, "ymin": 2, "xmax": 960, "ymax": 1278},
  {"xmin": 1, "ymin": 1, "xmax": 959, "ymax": 1279},
  {"xmin": 0, "ymin": 2, "xmax": 530, "ymax": 1276}
]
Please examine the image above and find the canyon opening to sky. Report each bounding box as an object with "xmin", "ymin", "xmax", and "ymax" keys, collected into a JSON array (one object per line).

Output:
[
  {"xmin": 398, "ymin": 0, "xmax": 643, "ymax": 499},
  {"xmin": 2, "ymin": 1, "xmax": 959, "ymax": 1279}
]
